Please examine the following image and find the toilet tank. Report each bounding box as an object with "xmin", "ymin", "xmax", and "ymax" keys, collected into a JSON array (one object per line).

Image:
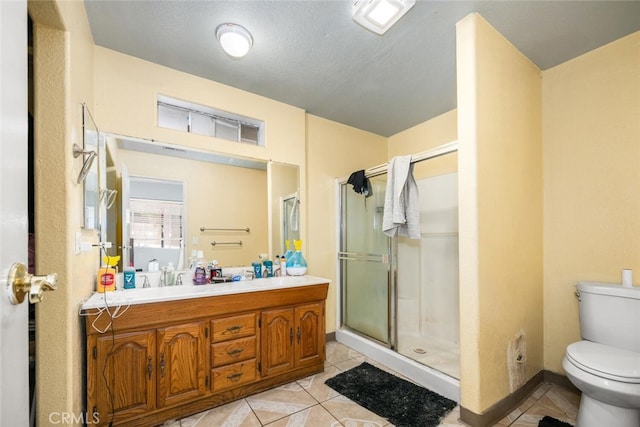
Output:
[{"xmin": 577, "ymin": 281, "xmax": 640, "ymax": 352}]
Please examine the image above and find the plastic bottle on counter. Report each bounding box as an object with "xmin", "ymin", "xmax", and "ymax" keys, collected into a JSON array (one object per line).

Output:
[
  {"xmin": 193, "ymin": 260, "xmax": 208, "ymax": 285},
  {"xmin": 283, "ymin": 240, "xmax": 293, "ymax": 261},
  {"xmin": 123, "ymin": 266, "xmax": 136, "ymax": 289},
  {"xmin": 97, "ymin": 256, "xmax": 117, "ymax": 292},
  {"xmin": 274, "ymin": 256, "xmax": 281, "ymax": 276},
  {"xmin": 252, "ymin": 261, "xmax": 262, "ymax": 278},
  {"xmin": 280, "ymin": 255, "xmax": 287, "ymax": 276},
  {"xmin": 263, "ymin": 259, "xmax": 273, "ymax": 278},
  {"xmin": 286, "ymin": 240, "xmax": 307, "ymax": 276},
  {"xmin": 166, "ymin": 262, "xmax": 176, "ymax": 286}
]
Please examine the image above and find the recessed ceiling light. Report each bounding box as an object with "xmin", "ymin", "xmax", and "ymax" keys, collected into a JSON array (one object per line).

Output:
[
  {"xmin": 216, "ymin": 23, "xmax": 253, "ymax": 58},
  {"xmin": 352, "ymin": 0, "xmax": 416, "ymax": 35}
]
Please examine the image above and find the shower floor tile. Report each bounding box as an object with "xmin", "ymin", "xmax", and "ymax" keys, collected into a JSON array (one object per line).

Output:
[{"xmin": 397, "ymin": 334, "xmax": 461, "ymax": 379}]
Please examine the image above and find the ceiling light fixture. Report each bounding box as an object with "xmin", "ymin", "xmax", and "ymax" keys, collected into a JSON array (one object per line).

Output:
[
  {"xmin": 352, "ymin": 0, "xmax": 416, "ymax": 35},
  {"xmin": 216, "ymin": 23, "xmax": 253, "ymax": 58}
]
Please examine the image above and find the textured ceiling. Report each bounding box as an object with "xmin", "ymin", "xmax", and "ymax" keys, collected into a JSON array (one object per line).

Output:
[{"xmin": 84, "ymin": 1, "xmax": 640, "ymax": 137}]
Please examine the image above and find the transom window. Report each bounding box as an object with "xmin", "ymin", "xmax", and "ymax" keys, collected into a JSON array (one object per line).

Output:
[{"xmin": 157, "ymin": 95, "xmax": 264, "ymax": 146}]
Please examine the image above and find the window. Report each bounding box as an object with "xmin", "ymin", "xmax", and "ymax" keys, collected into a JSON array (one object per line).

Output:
[
  {"xmin": 129, "ymin": 199, "xmax": 183, "ymax": 249},
  {"xmin": 157, "ymin": 95, "xmax": 264, "ymax": 146}
]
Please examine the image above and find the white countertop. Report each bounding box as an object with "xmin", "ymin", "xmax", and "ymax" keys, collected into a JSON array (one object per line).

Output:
[{"xmin": 80, "ymin": 275, "xmax": 331, "ymax": 310}]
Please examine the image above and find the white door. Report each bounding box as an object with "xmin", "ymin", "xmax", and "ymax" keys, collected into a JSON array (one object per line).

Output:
[{"xmin": 0, "ymin": 0, "xmax": 30, "ymax": 425}]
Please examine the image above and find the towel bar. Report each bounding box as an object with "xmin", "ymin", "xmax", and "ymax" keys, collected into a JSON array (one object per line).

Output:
[
  {"xmin": 200, "ymin": 227, "xmax": 250, "ymax": 232},
  {"xmin": 211, "ymin": 241, "xmax": 243, "ymax": 247}
]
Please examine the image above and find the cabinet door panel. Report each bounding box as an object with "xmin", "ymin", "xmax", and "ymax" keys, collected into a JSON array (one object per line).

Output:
[
  {"xmin": 93, "ymin": 330, "xmax": 156, "ymax": 425},
  {"xmin": 261, "ymin": 308, "xmax": 294, "ymax": 377},
  {"xmin": 157, "ymin": 321, "xmax": 208, "ymax": 408},
  {"xmin": 295, "ymin": 302, "xmax": 325, "ymax": 367}
]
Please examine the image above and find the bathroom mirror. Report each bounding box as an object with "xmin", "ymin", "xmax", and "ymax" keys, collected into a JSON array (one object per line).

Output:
[
  {"xmin": 81, "ymin": 104, "xmax": 99, "ymax": 229},
  {"xmin": 102, "ymin": 134, "xmax": 299, "ymax": 271},
  {"xmin": 123, "ymin": 175, "xmax": 185, "ymax": 271},
  {"xmin": 269, "ymin": 162, "xmax": 300, "ymax": 257}
]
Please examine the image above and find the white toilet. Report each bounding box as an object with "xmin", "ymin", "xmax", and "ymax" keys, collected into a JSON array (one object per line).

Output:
[{"xmin": 563, "ymin": 281, "xmax": 640, "ymax": 427}]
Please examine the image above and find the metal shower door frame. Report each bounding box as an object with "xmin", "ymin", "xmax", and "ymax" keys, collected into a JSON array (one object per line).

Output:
[{"xmin": 337, "ymin": 171, "xmax": 398, "ymax": 350}]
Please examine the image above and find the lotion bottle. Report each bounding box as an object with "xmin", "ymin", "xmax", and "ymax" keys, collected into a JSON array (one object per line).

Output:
[{"xmin": 97, "ymin": 257, "xmax": 116, "ymax": 292}]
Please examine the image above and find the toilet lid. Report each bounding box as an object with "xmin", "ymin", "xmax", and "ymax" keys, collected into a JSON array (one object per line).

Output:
[{"xmin": 566, "ymin": 341, "xmax": 640, "ymax": 384}]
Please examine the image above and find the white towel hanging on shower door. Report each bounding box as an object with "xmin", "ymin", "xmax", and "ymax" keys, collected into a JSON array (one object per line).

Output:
[{"xmin": 382, "ymin": 155, "xmax": 420, "ymax": 239}]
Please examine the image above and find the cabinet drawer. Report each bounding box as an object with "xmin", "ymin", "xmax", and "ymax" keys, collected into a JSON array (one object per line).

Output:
[
  {"xmin": 212, "ymin": 336, "xmax": 256, "ymax": 367},
  {"xmin": 211, "ymin": 313, "xmax": 256, "ymax": 342},
  {"xmin": 211, "ymin": 359, "xmax": 257, "ymax": 392}
]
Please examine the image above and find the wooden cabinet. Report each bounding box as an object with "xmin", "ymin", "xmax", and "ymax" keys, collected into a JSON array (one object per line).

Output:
[
  {"xmin": 157, "ymin": 321, "xmax": 208, "ymax": 408},
  {"xmin": 261, "ymin": 302, "xmax": 325, "ymax": 377},
  {"xmin": 84, "ymin": 283, "xmax": 328, "ymax": 426},
  {"xmin": 87, "ymin": 322, "xmax": 208, "ymax": 425},
  {"xmin": 88, "ymin": 330, "xmax": 156, "ymax": 424},
  {"xmin": 262, "ymin": 308, "xmax": 295, "ymax": 376},
  {"xmin": 295, "ymin": 302, "xmax": 325, "ymax": 368}
]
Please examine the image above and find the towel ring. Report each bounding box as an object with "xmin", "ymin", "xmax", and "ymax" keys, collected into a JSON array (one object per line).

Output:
[{"xmin": 73, "ymin": 143, "xmax": 97, "ymax": 184}]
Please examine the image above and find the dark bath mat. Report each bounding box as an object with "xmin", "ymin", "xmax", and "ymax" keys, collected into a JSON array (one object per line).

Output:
[
  {"xmin": 538, "ymin": 415, "xmax": 574, "ymax": 427},
  {"xmin": 324, "ymin": 362, "xmax": 456, "ymax": 427}
]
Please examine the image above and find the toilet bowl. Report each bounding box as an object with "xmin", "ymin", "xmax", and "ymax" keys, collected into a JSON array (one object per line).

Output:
[
  {"xmin": 564, "ymin": 282, "xmax": 640, "ymax": 427},
  {"xmin": 563, "ymin": 341, "xmax": 640, "ymax": 427}
]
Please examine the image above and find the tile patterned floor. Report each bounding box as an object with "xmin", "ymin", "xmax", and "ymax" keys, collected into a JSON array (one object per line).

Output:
[{"xmin": 165, "ymin": 341, "xmax": 580, "ymax": 427}]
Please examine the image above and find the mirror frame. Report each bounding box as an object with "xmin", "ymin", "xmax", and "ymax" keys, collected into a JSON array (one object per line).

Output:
[{"xmin": 82, "ymin": 104, "xmax": 100, "ymax": 229}]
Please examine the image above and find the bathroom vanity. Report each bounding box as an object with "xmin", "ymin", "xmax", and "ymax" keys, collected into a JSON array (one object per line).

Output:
[{"xmin": 81, "ymin": 276, "xmax": 329, "ymax": 426}]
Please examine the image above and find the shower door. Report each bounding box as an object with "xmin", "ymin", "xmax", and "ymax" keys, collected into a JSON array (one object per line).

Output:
[{"xmin": 339, "ymin": 174, "xmax": 393, "ymax": 346}]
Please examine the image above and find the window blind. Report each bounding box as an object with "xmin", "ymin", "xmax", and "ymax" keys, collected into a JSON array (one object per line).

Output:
[{"xmin": 129, "ymin": 198, "xmax": 183, "ymax": 248}]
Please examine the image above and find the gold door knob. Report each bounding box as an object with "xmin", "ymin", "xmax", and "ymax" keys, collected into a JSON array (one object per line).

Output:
[{"xmin": 6, "ymin": 262, "xmax": 57, "ymax": 305}]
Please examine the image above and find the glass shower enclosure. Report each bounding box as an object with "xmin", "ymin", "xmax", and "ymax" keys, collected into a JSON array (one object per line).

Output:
[
  {"xmin": 338, "ymin": 174, "xmax": 394, "ymax": 347},
  {"xmin": 338, "ymin": 153, "xmax": 460, "ymax": 381}
]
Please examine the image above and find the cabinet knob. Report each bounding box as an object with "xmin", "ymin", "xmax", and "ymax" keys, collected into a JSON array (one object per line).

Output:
[
  {"xmin": 227, "ymin": 325, "xmax": 243, "ymax": 334},
  {"xmin": 227, "ymin": 372, "xmax": 243, "ymax": 382},
  {"xmin": 160, "ymin": 353, "xmax": 166, "ymax": 377},
  {"xmin": 227, "ymin": 348, "xmax": 244, "ymax": 357},
  {"xmin": 147, "ymin": 356, "xmax": 153, "ymax": 380}
]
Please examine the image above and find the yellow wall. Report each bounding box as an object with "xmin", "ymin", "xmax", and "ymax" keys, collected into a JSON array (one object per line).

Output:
[
  {"xmin": 457, "ymin": 14, "xmax": 543, "ymax": 413},
  {"xmin": 305, "ymin": 115, "xmax": 387, "ymax": 332},
  {"xmin": 542, "ymin": 31, "xmax": 640, "ymax": 372},
  {"xmin": 29, "ymin": 0, "xmax": 96, "ymax": 424},
  {"xmin": 93, "ymin": 47, "xmax": 306, "ymax": 170},
  {"xmin": 388, "ymin": 109, "xmax": 458, "ymax": 179}
]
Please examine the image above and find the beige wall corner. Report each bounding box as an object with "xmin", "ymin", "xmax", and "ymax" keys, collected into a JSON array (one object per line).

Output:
[
  {"xmin": 457, "ymin": 13, "xmax": 543, "ymax": 415},
  {"xmin": 305, "ymin": 115, "xmax": 387, "ymax": 333},
  {"xmin": 542, "ymin": 31, "xmax": 640, "ymax": 373}
]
